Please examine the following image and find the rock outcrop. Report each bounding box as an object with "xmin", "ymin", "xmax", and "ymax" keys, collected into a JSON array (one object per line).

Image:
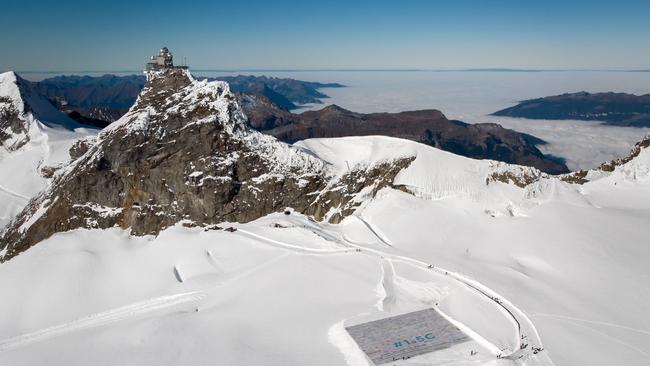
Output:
[
  {"xmin": 0, "ymin": 94, "xmax": 26, "ymax": 150},
  {"xmin": 0, "ymin": 69, "xmax": 412, "ymax": 262},
  {"xmin": 558, "ymin": 134, "xmax": 650, "ymax": 184}
]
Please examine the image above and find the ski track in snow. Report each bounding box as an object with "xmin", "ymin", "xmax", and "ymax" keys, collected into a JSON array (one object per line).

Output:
[
  {"xmin": 537, "ymin": 314, "xmax": 650, "ymax": 360},
  {"xmin": 353, "ymin": 215, "xmax": 393, "ymax": 247},
  {"xmin": 0, "ymin": 251, "xmax": 289, "ymax": 353},
  {"xmin": 0, "ymin": 184, "xmax": 30, "ymax": 201},
  {"xmin": 530, "ymin": 312, "xmax": 650, "ymax": 336},
  {"xmin": 0, "ymin": 291, "xmax": 206, "ymax": 352}
]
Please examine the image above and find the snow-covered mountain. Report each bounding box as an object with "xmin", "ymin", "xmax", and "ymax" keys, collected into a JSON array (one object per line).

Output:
[
  {"xmin": 0, "ymin": 69, "xmax": 649, "ymax": 366},
  {"xmin": 0, "ymin": 72, "xmax": 96, "ymax": 228},
  {"xmin": 0, "ymin": 69, "xmax": 420, "ymax": 261}
]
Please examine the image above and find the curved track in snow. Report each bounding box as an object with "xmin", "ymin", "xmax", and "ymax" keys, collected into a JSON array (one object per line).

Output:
[{"xmin": 0, "ymin": 291, "xmax": 205, "ymax": 352}]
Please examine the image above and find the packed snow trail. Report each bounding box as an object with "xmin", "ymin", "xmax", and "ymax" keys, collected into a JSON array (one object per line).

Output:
[
  {"xmin": 0, "ymin": 291, "xmax": 206, "ymax": 352},
  {"xmin": 352, "ymin": 215, "xmax": 393, "ymax": 247},
  {"xmin": 379, "ymin": 259, "xmax": 397, "ymax": 311}
]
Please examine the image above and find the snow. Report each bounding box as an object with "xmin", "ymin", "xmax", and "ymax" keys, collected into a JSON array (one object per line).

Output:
[
  {"xmin": 0, "ymin": 72, "xmax": 26, "ymax": 115},
  {"xmin": 298, "ymin": 136, "xmax": 539, "ymax": 215},
  {"xmin": 296, "ymin": 136, "xmax": 416, "ymax": 175},
  {"xmin": 71, "ymin": 203, "xmax": 123, "ymax": 218}
]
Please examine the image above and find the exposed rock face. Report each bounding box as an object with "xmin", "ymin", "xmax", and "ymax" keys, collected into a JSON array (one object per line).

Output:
[
  {"xmin": 253, "ymin": 104, "xmax": 569, "ymax": 174},
  {"xmin": 486, "ymin": 169, "xmax": 542, "ymax": 188},
  {"xmin": 0, "ymin": 69, "xmax": 413, "ymax": 262},
  {"xmin": 492, "ymin": 91, "xmax": 650, "ymax": 127},
  {"xmin": 598, "ymin": 135, "xmax": 650, "ymax": 171},
  {"xmin": 559, "ymin": 170, "xmax": 589, "ymax": 184},
  {"xmin": 0, "ymin": 73, "xmax": 39, "ymax": 151},
  {"xmin": 557, "ymin": 134, "xmax": 650, "ymax": 184},
  {"xmin": 0, "ymin": 95, "xmax": 27, "ymax": 150}
]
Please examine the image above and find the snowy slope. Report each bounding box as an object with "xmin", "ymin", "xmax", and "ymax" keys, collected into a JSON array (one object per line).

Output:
[
  {"xmin": 0, "ymin": 133, "xmax": 647, "ymax": 365},
  {"xmin": 0, "ymin": 72, "xmax": 96, "ymax": 228},
  {"xmin": 300, "ymin": 136, "xmax": 650, "ymax": 366},
  {"xmin": 297, "ymin": 136, "xmax": 542, "ymax": 216}
]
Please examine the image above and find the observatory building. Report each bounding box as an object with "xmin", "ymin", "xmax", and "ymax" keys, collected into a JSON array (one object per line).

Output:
[{"xmin": 146, "ymin": 47, "xmax": 188, "ymax": 71}]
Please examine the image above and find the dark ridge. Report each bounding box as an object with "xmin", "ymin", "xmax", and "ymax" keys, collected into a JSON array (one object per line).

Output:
[
  {"xmin": 239, "ymin": 96, "xmax": 569, "ymax": 174},
  {"xmin": 493, "ymin": 91, "xmax": 650, "ymax": 127}
]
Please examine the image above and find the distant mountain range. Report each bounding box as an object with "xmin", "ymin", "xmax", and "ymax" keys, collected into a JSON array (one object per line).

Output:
[
  {"xmin": 33, "ymin": 74, "xmax": 345, "ymax": 127},
  {"xmin": 23, "ymin": 73, "xmax": 568, "ymax": 173},
  {"xmin": 493, "ymin": 91, "xmax": 650, "ymax": 127}
]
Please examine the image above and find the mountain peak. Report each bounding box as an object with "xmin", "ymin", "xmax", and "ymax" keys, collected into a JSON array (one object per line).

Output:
[
  {"xmin": 104, "ymin": 68, "xmax": 248, "ymax": 140},
  {"xmin": 0, "ymin": 71, "xmax": 26, "ymax": 114},
  {"xmin": 322, "ymin": 104, "xmax": 349, "ymax": 112}
]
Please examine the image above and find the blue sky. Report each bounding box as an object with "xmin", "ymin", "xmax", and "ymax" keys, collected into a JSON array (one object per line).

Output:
[{"xmin": 1, "ymin": 0, "xmax": 649, "ymax": 71}]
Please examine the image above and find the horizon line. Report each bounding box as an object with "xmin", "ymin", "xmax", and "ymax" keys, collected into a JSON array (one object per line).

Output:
[{"xmin": 9, "ymin": 67, "xmax": 650, "ymax": 75}]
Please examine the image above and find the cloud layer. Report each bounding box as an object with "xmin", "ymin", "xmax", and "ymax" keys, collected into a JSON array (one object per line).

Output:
[{"xmin": 277, "ymin": 71, "xmax": 650, "ymax": 171}]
